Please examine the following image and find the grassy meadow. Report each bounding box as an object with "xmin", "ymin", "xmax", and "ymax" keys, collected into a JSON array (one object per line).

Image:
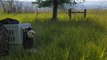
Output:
[{"xmin": 0, "ymin": 10, "xmax": 107, "ymax": 60}]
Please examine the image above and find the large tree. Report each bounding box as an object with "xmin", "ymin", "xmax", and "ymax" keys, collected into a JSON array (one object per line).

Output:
[
  {"xmin": 37, "ymin": 0, "xmax": 71, "ymax": 21},
  {"xmin": 52, "ymin": 0, "xmax": 58, "ymax": 21}
]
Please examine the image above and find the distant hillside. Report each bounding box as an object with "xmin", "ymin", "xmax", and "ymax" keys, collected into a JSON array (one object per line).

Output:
[
  {"xmin": 1, "ymin": 1, "xmax": 107, "ymax": 11},
  {"xmin": 65, "ymin": 1, "xmax": 107, "ymax": 10}
]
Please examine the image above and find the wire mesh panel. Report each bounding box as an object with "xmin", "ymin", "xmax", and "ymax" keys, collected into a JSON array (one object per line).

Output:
[{"xmin": 3, "ymin": 23, "xmax": 31, "ymax": 52}]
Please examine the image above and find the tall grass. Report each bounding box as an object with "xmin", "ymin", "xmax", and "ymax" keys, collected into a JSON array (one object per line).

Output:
[{"xmin": 0, "ymin": 10, "xmax": 107, "ymax": 60}]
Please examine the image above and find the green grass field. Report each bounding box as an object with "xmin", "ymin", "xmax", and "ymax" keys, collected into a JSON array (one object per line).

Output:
[{"xmin": 0, "ymin": 10, "xmax": 107, "ymax": 60}]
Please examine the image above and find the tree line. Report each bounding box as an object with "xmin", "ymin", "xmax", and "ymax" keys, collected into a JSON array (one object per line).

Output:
[
  {"xmin": 0, "ymin": 0, "xmax": 23, "ymax": 13},
  {"xmin": 0, "ymin": 0, "xmax": 82, "ymax": 21}
]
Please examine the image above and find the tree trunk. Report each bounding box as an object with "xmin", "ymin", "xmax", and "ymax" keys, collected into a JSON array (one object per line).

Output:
[
  {"xmin": 52, "ymin": 0, "xmax": 58, "ymax": 21},
  {"xmin": 0, "ymin": 0, "xmax": 6, "ymax": 12}
]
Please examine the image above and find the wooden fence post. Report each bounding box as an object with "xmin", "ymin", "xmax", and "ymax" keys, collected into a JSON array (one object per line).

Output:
[
  {"xmin": 68, "ymin": 9, "xmax": 72, "ymax": 19},
  {"xmin": 84, "ymin": 9, "xmax": 87, "ymax": 18}
]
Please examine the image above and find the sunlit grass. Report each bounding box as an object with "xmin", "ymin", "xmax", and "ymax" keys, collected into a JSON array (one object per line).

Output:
[{"xmin": 0, "ymin": 10, "xmax": 107, "ymax": 60}]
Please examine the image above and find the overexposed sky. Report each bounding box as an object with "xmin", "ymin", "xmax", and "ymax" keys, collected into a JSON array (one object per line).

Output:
[
  {"xmin": 18, "ymin": 0, "xmax": 107, "ymax": 2},
  {"xmin": 86, "ymin": 0, "xmax": 106, "ymax": 1}
]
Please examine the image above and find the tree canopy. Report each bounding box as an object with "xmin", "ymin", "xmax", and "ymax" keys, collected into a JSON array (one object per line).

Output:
[
  {"xmin": 38, "ymin": 0, "xmax": 72, "ymax": 7},
  {"xmin": 36, "ymin": 0, "xmax": 76, "ymax": 21}
]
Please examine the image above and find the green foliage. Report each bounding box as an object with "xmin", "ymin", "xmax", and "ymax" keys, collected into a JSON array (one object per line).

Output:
[
  {"xmin": 39, "ymin": 1, "xmax": 52, "ymax": 7},
  {"xmin": 38, "ymin": 0, "xmax": 71, "ymax": 7}
]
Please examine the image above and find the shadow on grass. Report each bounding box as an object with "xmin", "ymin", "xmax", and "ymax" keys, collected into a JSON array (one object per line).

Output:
[
  {"xmin": 27, "ymin": 17, "xmax": 107, "ymax": 60},
  {"xmin": 31, "ymin": 17, "xmax": 106, "ymax": 48}
]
